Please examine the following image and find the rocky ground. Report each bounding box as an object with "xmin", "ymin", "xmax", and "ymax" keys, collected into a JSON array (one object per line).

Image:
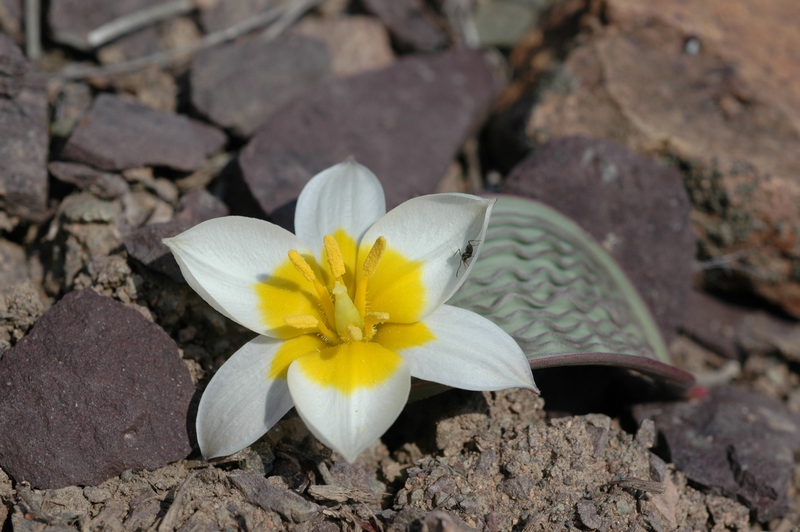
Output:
[{"xmin": 2, "ymin": 0, "xmax": 800, "ymax": 530}]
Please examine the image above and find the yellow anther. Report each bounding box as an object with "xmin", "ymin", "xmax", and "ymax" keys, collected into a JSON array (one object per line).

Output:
[
  {"xmin": 287, "ymin": 249, "xmax": 336, "ymax": 330},
  {"xmin": 355, "ymin": 236, "xmax": 387, "ymax": 316},
  {"xmin": 284, "ymin": 315, "xmax": 319, "ymax": 329},
  {"xmin": 283, "ymin": 314, "xmax": 338, "ymax": 344},
  {"xmin": 345, "ymin": 324, "xmax": 363, "ymax": 342},
  {"xmin": 324, "ymin": 235, "xmax": 346, "ymax": 282},
  {"xmin": 288, "ymin": 250, "xmax": 317, "ymax": 283},
  {"xmin": 362, "ymin": 236, "xmax": 386, "ymax": 278}
]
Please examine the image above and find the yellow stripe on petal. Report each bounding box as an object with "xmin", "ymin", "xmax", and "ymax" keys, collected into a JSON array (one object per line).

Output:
[
  {"xmin": 294, "ymin": 341, "xmax": 403, "ymax": 394},
  {"xmin": 269, "ymin": 334, "xmax": 328, "ymax": 380},
  {"xmin": 359, "ymin": 245, "xmax": 426, "ymax": 323},
  {"xmin": 372, "ymin": 322, "xmax": 435, "ymax": 351},
  {"xmin": 253, "ymin": 254, "xmax": 327, "ymax": 338}
]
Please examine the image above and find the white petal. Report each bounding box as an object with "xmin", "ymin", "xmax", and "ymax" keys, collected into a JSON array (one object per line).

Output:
[
  {"xmin": 295, "ymin": 159, "xmax": 386, "ymax": 261},
  {"xmin": 163, "ymin": 216, "xmax": 311, "ymax": 337},
  {"xmin": 196, "ymin": 336, "xmax": 295, "ymax": 459},
  {"xmin": 360, "ymin": 194, "xmax": 494, "ymax": 321},
  {"xmin": 398, "ymin": 305, "xmax": 538, "ymax": 392},
  {"xmin": 287, "ymin": 344, "xmax": 410, "ymax": 463}
]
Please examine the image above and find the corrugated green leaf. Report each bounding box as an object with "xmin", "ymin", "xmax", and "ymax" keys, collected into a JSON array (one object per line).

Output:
[{"xmin": 410, "ymin": 195, "xmax": 693, "ymax": 400}]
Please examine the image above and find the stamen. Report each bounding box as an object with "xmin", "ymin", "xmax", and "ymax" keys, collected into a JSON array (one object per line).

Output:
[
  {"xmin": 288, "ymin": 250, "xmax": 316, "ymax": 283},
  {"xmin": 345, "ymin": 324, "xmax": 363, "ymax": 342},
  {"xmin": 284, "ymin": 314, "xmax": 337, "ymax": 343},
  {"xmin": 324, "ymin": 235, "xmax": 346, "ymax": 283},
  {"xmin": 362, "ymin": 236, "xmax": 386, "ymax": 278},
  {"xmin": 287, "ymin": 249, "xmax": 336, "ymax": 328},
  {"xmin": 355, "ymin": 236, "xmax": 386, "ymax": 316},
  {"xmin": 283, "ymin": 315, "xmax": 318, "ymax": 329}
]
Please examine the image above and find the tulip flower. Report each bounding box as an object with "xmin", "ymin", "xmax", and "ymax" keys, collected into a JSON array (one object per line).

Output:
[{"xmin": 164, "ymin": 160, "xmax": 537, "ymax": 462}]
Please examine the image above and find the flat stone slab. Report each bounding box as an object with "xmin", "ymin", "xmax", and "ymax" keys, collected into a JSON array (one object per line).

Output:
[
  {"xmin": 634, "ymin": 386, "xmax": 800, "ymax": 521},
  {"xmin": 239, "ymin": 49, "xmax": 499, "ymax": 215},
  {"xmin": 61, "ymin": 93, "xmax": 226, "ymax": 172},
  {"xmin": 191, "ymin": 34, "xmax": 330, "ymax": 137},
  {"xmin": 0, "ymin": 289, "xmax": 195, "ymax": 489},
  {"xmin": 503, "ymin": 135, "xmax": 695, "ymax": 344}
]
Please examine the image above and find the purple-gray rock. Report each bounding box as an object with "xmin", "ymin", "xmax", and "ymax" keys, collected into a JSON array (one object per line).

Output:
[
  {"xmin": 124, "ymin": 189, "xmax": 228, "ymax": 282},
  {"xmin": 0, "ymin": 36, "xmax": 48, "ymax": 223},
  {"xmin": 503, "ymin": 136, "xmax": 695, "ymax": 344},
  {"xmin": 49, "ymin": 161, "xmax": 130, "ymax": 200},
  {"xmin": 48, "ymin": 0, "xmax": 164, "ymax": 49},
  {"xmin": 191, "ymin": 34, "xmax": 330, "ymax": 137},
  {"xmin": 634, "ymin": 386, "xmax": 800, "ymax": 521},
  {"xmin": 61, "ymin": 93, "xmax": 226, "ymax": 172},
  {"xmin": 683, "ymin": 290, "xmax": 800, "ymax": 363},
  {"xmin": 0, "ymin": 32, "xmax": 27, "ymax": 97},
  {"xmin": 362, "ymin": 0, "xmax": 447, "ymax": 52},
  {"xmin": 0, "ymin": 289, "xmax": 194, "ymax": 489},
  {"xmin": 239, "ymin": 49, "xmax": 499, "ymax": 214}
]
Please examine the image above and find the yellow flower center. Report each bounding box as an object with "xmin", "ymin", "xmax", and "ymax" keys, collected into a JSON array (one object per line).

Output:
[
  {"xmin": 256, "ymin": 229, "xmax": 434, "ymax": 393},
  {"xmin": 283, "ymin": 235, "xmax": 389, "ymax": 345}
]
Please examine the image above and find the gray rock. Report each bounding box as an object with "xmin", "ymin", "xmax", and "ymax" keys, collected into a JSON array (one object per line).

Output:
[
  {"xmin": 191, "ymin": 34, "xmax": 330, "ymax": 137},
  {"xmin": 362, "ymin": 0, "xmax": 447, "ymax": 52},
  {"xmin": 61, "ymin": 93, "xmax": 226, "ymax": 172},
  {"xmin": 503, "ymin": 135, "xmax": 695, "ymax": 344},
  {"xmin": 238, "ymin": 49, "xmax": 499, "ymax": 216},
  {"xmin": 0, "ymin": 238, "xmax": 27, "ymax": 288},
  {"xmin": 0, "ymin": 289, "xmax": 195, "ymax": 489},
  {"xmin": 634, "ymin": 386, "xmax": 800, "ymax": 521},
  {"xmin": 48, "ymin": 0, "xmax": 164, "ymax": 50},
  {"xmin": 49, "ymin": 161, "xmax": 130, "ymax": 200},
  {"xmin": 198, "ymin": 0, "xmax": 273, "ymax": 34},
  {"xmin": 0, "ymin": 36, "xmax": 48, "ymax": 223},
  {"xmin": 0, "ymin": 32, "xmax": 27, "ymax": 97}
]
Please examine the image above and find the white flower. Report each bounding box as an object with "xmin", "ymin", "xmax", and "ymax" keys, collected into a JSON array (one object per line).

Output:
[{"xmin": 164, "ymin": 160, "xmax": 537, "ymax": 462}]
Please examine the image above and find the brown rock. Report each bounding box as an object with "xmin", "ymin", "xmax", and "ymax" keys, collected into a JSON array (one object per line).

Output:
[
  {"xmin": 191, "ymin": 34, "xmax": 331, "ymax": 137},
  {"xmin": 362, "ymin": 0, "xmax": 447, "ymax": 52},
  {"xmin": 239, "ymin": 49, "xmax": 500, "ymax": 216},
  {"xmin": 634, "ymin": 386, "xmax": 800, "ymax": 521},
  {"xmin": 291, "ymin": 15, "xmax": 395, "ymax": 77},
  {"xmin": 61, "ymin": 93, "xmax": 227, "ymax": 172},
  {"xmin": 523, "ymin": 0, "xmax": 800, "ymax": 317},
  {"xmin": 0, "ymin": 289, "xmax": 195, "ymax": 489},
  {"xmin": 0, "ymin": 37, "xmax": 48, "ymax": 223},
  {"xmin": 503, "ymin": 136, "xmax": 695, "ymax": 344}
]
